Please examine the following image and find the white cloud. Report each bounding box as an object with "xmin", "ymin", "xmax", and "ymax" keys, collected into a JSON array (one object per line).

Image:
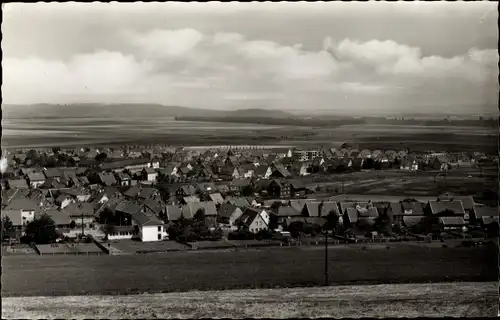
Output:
[{"xmin": 2, "ymin": 28, "xmax": 498, "ymax": 113}]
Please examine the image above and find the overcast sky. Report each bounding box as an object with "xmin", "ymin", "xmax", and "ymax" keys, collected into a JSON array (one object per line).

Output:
[{"xmin": 2, "ymin": 2, "xmax": 498, "ymax": 114}]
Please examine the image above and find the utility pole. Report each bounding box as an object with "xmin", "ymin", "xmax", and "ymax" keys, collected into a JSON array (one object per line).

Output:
[
  {"xmin": 81, "ymin": 213, "xmax": 84, "ymax": 236},
  {"xmin": 324, "ymin": 229, "xmax": 329, "ymax": 286}
]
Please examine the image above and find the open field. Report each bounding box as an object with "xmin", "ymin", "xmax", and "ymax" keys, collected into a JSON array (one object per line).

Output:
[
  {"xmin": 2, "ymin": 282, "xmax": 497, "ymax": 319},
  {"xmin": 2, "ymin": 244, "xmax": 497, "ymax": 297},
  {"xmin": 2, "ymin": 117, "xmax": 496, "ymax": 153}
]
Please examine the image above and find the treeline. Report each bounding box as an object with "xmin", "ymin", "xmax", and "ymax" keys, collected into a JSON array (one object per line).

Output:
[
  {"xmin": 176, "ymin": 116, "xmax": 498, "ymax": 128},
  {"xmin": 175, "ymin": 116, "xmax": 365, "ymax": 127}
]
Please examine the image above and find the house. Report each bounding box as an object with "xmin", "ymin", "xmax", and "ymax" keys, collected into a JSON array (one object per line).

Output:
[
  {"xmin": 142, "ymin": 167, "xmax": 158, "ymax": 182},
  {"xmin": 159, "ymin": 165, "xmax": 179, "ymax": 177},
  {"xmin": 55, "ymin": 194, "xmax": 74, "ymax": 209},
  {"xmin": 115, "ymin": 200, "xmax": 167, "ymax": 242},
  {"xmin": 63, "ymin": 202, "xmax": 96, "ymax": 227},
  {"xmin": 225, "ymin": 196, "xmax": 251, "ymax": 208},
  {"xmin": 137, "ymin": 188, "xmax": 159, "ymax": 200},
  {"xmin": 277, "ymin": 205, "xmax": 302, "ymax": 219},
  {"xmin": 400, "ymin": 157, "xmax": 418, "ymax": 171},
  {"xmin": 471, "ymin": 206, "xmax": 497, "ymax": 224},
  {"xmin": 267, "ymin": 180, "xmax": 291, "ymax": 198},
  {"xmin": 289, "ymin": 199, "xmax": 307, "ymax": 214},
  {"xmin": 402, "ymin": 216, "xmax": 424, "ymax": 229},
  {"xmin": 439, "ymin": 217, "xmax": 466, "ymax": 230},
  {"xmin": 236, "ymin": 208, "xmax": 269, "ymax": 233},
  {"xmin": 270, "ymin": 164, "xmax": 291, "ymax": 178},
  {"xmin": 229, "ymin": 179, "xmax": 251, "ymax": 195},
  {"xmin": 41, "ymin": 208, "xmax": 71, "ymax": 229},
  {"xmin": 60, "ymin": 189, "xmax": 91, "ymax": 202},
  {"xmin": 43, "ymin": 168, "xmax": 61, "ymax": 182},
  {"xmin": 401, "ymin": 201, "xmax": 425, "ymax": 216},
  {"xmin": 176, "ymin": 185, "xmax": 197, "ymax": 198},
  {"xmin": 26, "ymin": 172, "xmax": 46, "ymax": 188},
  {"xmin": 98, "ymin": 172, "xmax": 117, "ymax": 187},
  {"xmin": 238, "ymin": 163, "xmax": 256, "ymax": 178},
  {"xmin": 254, "ymin": 165, "xmax": 272, "ymax": 179},
  {"xmin": 123, "ymin": 186, "xmax": 141, "ymax": 199},
  {"xmin": 215, "ymin": 184, "xmax": 230, "ymax": 195},
  {"xmin": 7, "ymin": 178, "xmax": 29, "ymax": 190},
  {"xmin": 301, "ymin": 201, "xmax": 321, "ymax": 217},
  {"xmin": 141, "ymin": 199, "xmax": 165, "ymax": 219},
  {"xmin": 320, "ymin": 201, "xmax": 341, "ymax": 217},
  {"xmin": 165, "ymin": 205, "xmax": 183, "ymax": 222},
  {"xmin": 208, "ymin": 193, "xmax": 225, "ymax": 205},
  {"xmin": 289, "ymin": 179, "xmax": 307, "ymax": 197},
  {"xmin": 428, "ymin": 200, "xmax": 466, "ymax": 217},
  {"xmin": 217, "ymin": 203, "xmax": 243, "ymax": 228},
  {"xmin": 1, "ymin": 210, "xmax": 23, "ymax": 231},
  {"xmin": 115, "ymin": 172, "xmax": 132, "ymax": 186},
  {"xmin": 437, "ymin": 194, "xmax": 475, "ymax": 212},
  {"xmin": 182, "ymin": 201, "xmax": 218, "ymax": 226},
  {"xmin": 196, "ymin": 182, "xmax": 217, "ymax": 194},
  {"xmin": 3, "ymin": 197, "xmax": 39, "ymax": 226}
]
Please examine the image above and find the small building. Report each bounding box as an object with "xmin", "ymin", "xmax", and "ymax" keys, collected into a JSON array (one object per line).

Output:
[
  {"xmin": 7, "ymin": 178, "xmax": 29, "ymax": 190},
  {"xmin": 115, "ymin": 201, "xmax": 167, "ymax": 242},
  {"xmin": 142, "ymin": 167, "xmax": 158, "ymax": 182},
  {"xmin": 439, "ymin": 217, "xmax": 466, "ymax": 230},
  {"xmin": 26, "ymin": 172, "xmax": 46, "ymax": 189},
  {"xmin": 217, "ymin": 203, "xmax": 243, "ymax": 229},
  {"xmin": 267, "ymin": 180, "xmax": 291, "ymax": 198}
]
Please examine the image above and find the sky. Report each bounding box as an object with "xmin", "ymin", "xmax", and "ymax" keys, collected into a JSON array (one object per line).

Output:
[{"xmin": 2, "ymin": 2, "xmax": 498, "ymax": 115}]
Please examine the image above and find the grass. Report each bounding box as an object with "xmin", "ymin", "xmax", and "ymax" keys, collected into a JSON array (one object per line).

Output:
[
  {"xmin": 2, "ymin": 282, "xmax": 497, "ymax": 319},
  {"xmin": 2, "ymin": 244, "xmax": 497, "ymax": 297}
]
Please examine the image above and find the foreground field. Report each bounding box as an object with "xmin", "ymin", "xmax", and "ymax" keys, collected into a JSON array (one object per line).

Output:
[
  {"xmin": 2, "ymin": 282, "xmax": 497, "ymax": 319},
  {"xmin": 2, "ymin": 244, "xmax": 497, "ymax": 297}
]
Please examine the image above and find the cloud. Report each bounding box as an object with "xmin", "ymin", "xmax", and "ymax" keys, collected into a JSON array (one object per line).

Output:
[{"xmin": 2, "ymin": 28, "xmax": 498, "ymax": 113}]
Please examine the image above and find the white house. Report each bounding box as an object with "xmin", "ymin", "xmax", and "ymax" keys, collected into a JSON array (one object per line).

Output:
[
  {"xmin": 151, "ymin": 160, "xmax": 160, "ymax": 169},
  {"xmin": 237, "ymin": 208, "xmax": 269, "ymax": 233},
  {"xmin": 26, "ymin": 172, "xmax": 46, "ymax": 188},
  {"xmin": 56, "ymin": 194, "xmax": 74, "ymax": 209},
  {"xmin": 3, "ymin": 198, "xmax": 38, "ymax": 226},
  {"xmin": 116, "ymin": 201, "xmax": 167, "ymax": 242},
  {"xmin": 142, "ymin": 167, "xmax": 158, "ymax": 182}
]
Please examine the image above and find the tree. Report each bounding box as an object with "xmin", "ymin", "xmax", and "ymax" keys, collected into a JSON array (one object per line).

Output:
[
  {"xmin": 103, "ymin": 224, "xmax": 117, "ymax": 241},
  {"xmin": 95, "ymin": 153, "xmax": 108, "ymax": 162},
  {"xmin": 362, "ymin": 158, "xmax": 375, "ymax": 170},
  {"xmin": 287, "ymin": 221, "xmax": 305, "ymax": 238},
  {"xmin": 195, "ymin": 208, "xmax": 206, "ymax": 222},
  {"xmin": 323, "ymin": 211, "xmax": 340, "ymax": 231},
  {"xmin": 25, "ymin": 214, "xmax": 58, "ymax": 244},
  {"xmin": 374, "ymin": 214, "xmax": 391, "ymax": 235},
  {"xmin": 241, "ymin": 185, "xmax": 255, "ymax": 197},
  {"xmin": 69, "ymin": 220, "xmax": 76, "ymax": 229},
  {"xmin": 2, "ymin": 215, "xmax": 14, "ymax": 241},
  {"xmin": 52, "ymin": 147, "xmax": 61, "ymax": 154}
]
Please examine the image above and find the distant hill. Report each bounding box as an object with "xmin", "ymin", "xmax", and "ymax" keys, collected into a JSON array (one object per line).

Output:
[{"xmin": 1, "ymin": 104, "xmax": 295, "ymax": 119}]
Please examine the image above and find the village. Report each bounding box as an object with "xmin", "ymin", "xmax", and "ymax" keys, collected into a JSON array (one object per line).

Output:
[{"xmin": 1, "ymin": 144, "xmax": 498, "ymax": 256}]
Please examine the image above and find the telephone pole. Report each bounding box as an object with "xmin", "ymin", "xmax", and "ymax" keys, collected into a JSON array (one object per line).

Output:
[
  {"xmin": 324, "ymin": 229, "xmax": 329, "ymax": 286},
  {"xmin": 81, "ymin": 213, "xmax": 84, "ymax": 236}
]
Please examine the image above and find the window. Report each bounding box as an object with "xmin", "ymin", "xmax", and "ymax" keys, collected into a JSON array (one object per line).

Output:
[
  {"xmin": 158, "ymin": 226, "xmax": 162, "ymax": 232},
  {"xmin": 158, "ymin": 234, "xmax": 162, "ymax": 240}
]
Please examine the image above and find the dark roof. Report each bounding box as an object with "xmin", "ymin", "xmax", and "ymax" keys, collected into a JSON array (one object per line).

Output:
[
  {"xmin": 98, "ymin": 172, "xmax": 117, "ymax": 186},
  {"xmin": 123, "ymin": 186, "xmax": 141, "ymax": 198},
  {"xmin": 197, "ymin": 182, "xmax": 217, "ymax": 193},
  {"xmin": 183, "ymin": 201, "xmax": 218, "ymax": 217},
  {"xmin": 254, "ymin": 165, "xmax": 269, "ymax": 176},
  {"xmin": 289, "ymin": 179, "xmax": 306, "ymax": 190},
  {"xmin": 4, "ymin": 197, "xmax": 39, "ymax": 211},
  {"xmin": 277, "ymin": 206, "xmax": 301, "ymax": 217},
  {"xmin": 225, "ymin": 197, "xmax": 250, "ymax": 208},
  {"xmin": 42, "ymin": 209, "xmax": 71, "ymax": 226},
  {"xmin": 179, "ymin": 185, "xmax": 197, "ymax": 196},
  {"xmin": 473, "ymin": 206, "xmax": 497, "ymax": 218},
  {"xmin": 452, "ymin": 196, "xmax": 475, "ymax": 211},
  {"xmin": 402, "ymin": 216, "xmax": 424, "ymax": 228},
  {"xmin": 8, "ymin": 179, "xmax": 29, "ymax": 189},
  {"xmin": 27, "ymin": 172, "xmax": 46, "ymax": 181},
  {"xmin": 345, "ymin": 208, "xmax": 358, "ymax": 224},
  {"xmin": 129, "ymin": 210, "xmax": 163, "ymax": 226},
  {"xmin": 401, "ymin": 202, "xmax": 425, "ymax": 215},
  {"xmin": 166, "ymin": 205, "xmax": 182, "ymax": 221},
  {"xmin": 142, "ymin": 199, "xmax": 164, "ymax": 215},
  {"xmin": 62, "ymin": 202, "xmax": 95, "ymax": 217},
  {"xmin": 320, "ymin": 201, "xmax": 340, "ymax": 216},
  {"xmin": 43, "ymin": 168, "xmax": 61, "ymax": 178},
  {"xmin": 237, "ymin": 208, "xmax": 260, "ymax": 226},
  {"xmin": 289, "ymin": 199, "xmax": 307, "ymax": 213},
  {"xmin": 429, "ymin": 200, "xmax": 465, "ymax": 215},
  {"xmin": 137, "ymin": 188, "xmax": 158, "ymax": 200},
  {"xmin": 143, "ymin": 167, "xmax": 156, "ymax": 174},
  {"xmin": 218, "ymin": 203, "xmax": 240, "ymax": 219},
  {"xmin": 303, "ymin": 202, "xmax": 320, "ymax": 217},
  {"xmin": 481, "ymin": 216, "xmax": 499, "ymax": 225},
  {"xmin": 115, "ymin": 201, "xmax": 142, "ymax": 215},
  {"xmin": 230, "ymin": 178, "xmax": 251, "ymax": 187},
  {"xmin": 339, "ymin": 202, "xmax": 372, "ymax": 214},
  {"xmin": 358, "ymin": 207, "xmax": 379, "ymax": 218}
]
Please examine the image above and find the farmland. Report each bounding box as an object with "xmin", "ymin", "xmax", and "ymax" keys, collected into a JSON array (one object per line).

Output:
[
  {"xmin": 2, "ymin": 244, "xmax": 497, "ymax": 297},
  {"xmin": 2, "ymin": 282, "xmax": 497, "ymax": 319},
  {"xmin": 2, "ymin": 116, "xmax": 496, "ymax": 153}
]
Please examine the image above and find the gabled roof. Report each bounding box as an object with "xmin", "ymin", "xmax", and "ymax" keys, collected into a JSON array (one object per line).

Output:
[
  {"xmin": 183, "ymin": 201, "xmax": 217, "ymax": 218},
  {"xmin": 179, "ymin": 185, "xmax": 197, "ymax": 196},
  {"xmin": 129, "ymin": 210, "xmax": 163, "ymax": 226},
  {"xmin": 209, "ymin": 193, "xmax": 224, "ymax": 204},
  {"xmin": 225, "ymin": 197, "xmax": 250, "ymax": 208},
  {"xmin": 429, "ymin": 200, "xmax": 465, "ymax": 215},
  {"xmin": 230, "ymin": 178, "xmax": 251, "ymax": 188},
  {"xmin": 237, "ymin": 208, "xmax": 264, "ymax": 227},
  {"xmin": 481, "ymin": 216, "xmax": 499, "ymax": 225},
  {"xmin": 339, "ymin": 202, "xmax": 372, "ymax": 214},
  {"xmin": 473, "ymin": 206, "xmax": 497, "ymax": 218},
  {"xmin": 62, "ymin": 202, "xmax": 95, "ymax": 217},
  {"xmin": 390, "ymin": 202, "xmax": 404, "ymax": 216},
  {"xmin": 165, "ymin": 205, "xmax": 182, "ymax": 221},
  {"xmin": 345, "ymin": 208, "xmax": 358, "ymax": 224},
  {"xmin": 440, "ymin": 216, "xmax": 466, "ymax": 226},
  {"xmin": 1, "ymin": 210, "xmax": 22, "ymax": 226},
  {"xmin": 27, "ymin": 172, "xmax": 46, "ymax": 182},
  {"xmin": 303, "ymin": 202, "xmax": 320, "ymax": 217},
  {"xmin": 277, "ymin": 206, "xmax": 301, "ymax": 217},
  {"xmin": 320, "ymin": 201, "xmax": 340, "ymax": 216},
  {"xmin": 123, "ymin": 186, "xmax": 141, "ymax": 198},
  {"xmin": 4, "ymin": 197, "xmax": 39, "ymax": 211},
  {"xmin": 289, "ymin": 179, "xmax": 306, "ymax": 190},
  {"xmin": 115, "ymin": 200, "xmax": 142, "ymax": 215},
  {"xmin": 143, "ymin": 167, "xmax": 156, "ymax": 174},
  {"xmin": 401, "ymin": 202, "xmax": 425, "ymax": 215},
  {"xmin": 289, "ymin": 199, "xmax": 307, "ymax": 213},
  {"xmin": 357, "ymin": 206, "xmax": 379, "ymax": 218},
  {"xmin": 137, "ymin": 188, "xmax": 158, "ymax": 200},
  {"xmin": 450, "ymin": 196, "xmax": 475, "ymax": 211},
  {"xmin": 142, "ymin": 199, "xmax": 165, "ymax": 216},
  {"xmin": 43, "ymin": 168, "xmax": 61, "ymax": 178},
  {"xmin": 41, "ymin": 208, "xmax": 71, "ymax": 226},
  {"xmin": 98, "ymin": 172, "xmax": 117, "ymax": 186},
  {"xmin": 8, "ymin": 179, "xmax": 29, "ymax": 189},
  {"xmin": 217, "ymin": 203, "xmax": 240, "ymax": 219}
]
